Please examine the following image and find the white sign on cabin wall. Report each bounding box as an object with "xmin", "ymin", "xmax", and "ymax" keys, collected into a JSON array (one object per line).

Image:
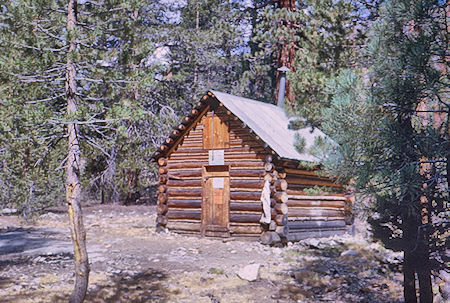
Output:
[
  {"xmin": 212, "ymin": 177, "xmax": 224, "ymax": 189},
  {"xmin": 208, "ymin": 149, "xmax": 224, "ymax": 165}
]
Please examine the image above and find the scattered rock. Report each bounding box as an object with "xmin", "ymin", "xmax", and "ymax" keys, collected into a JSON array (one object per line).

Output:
[
  {"xmin": 2, "ymin": 208, "xmax": 18, "ymax": 215},
  {"xmin": 237, "ymin": 264, "xmax": 260, "ymax": 281},
  {"xmin": 340, "ymin": 249, "xmax": 359, "ymax": 257}
]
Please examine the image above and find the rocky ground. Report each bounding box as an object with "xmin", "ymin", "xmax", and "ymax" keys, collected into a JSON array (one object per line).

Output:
[{"xmin": 0, "ymin": 204, "xmax": 444, "ymax": 302}]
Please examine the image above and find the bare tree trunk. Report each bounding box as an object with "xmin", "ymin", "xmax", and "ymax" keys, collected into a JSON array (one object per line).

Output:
[{"xmin": 66, "ymin": 1, "xmax": 89, "ymax": 302}]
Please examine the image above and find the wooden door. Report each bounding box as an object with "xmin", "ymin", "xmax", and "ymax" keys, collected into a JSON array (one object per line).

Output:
[{"xmin": 202, "ymin": 165, "xmax": 230, "ymax": 237}]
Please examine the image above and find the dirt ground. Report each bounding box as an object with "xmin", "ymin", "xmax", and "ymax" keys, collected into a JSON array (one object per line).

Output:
[{"xmin": 0, "ymin": 204, "xmax": 417, "ymax": 302}]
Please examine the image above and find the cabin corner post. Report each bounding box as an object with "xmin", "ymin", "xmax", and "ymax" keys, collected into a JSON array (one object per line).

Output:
[
  {"xmin": 156, "ymin": 157, "xmax": 168, "ymax": 232},
  {"xmin": 272, "ymin": 167, "xmax": 289, "ymax": 241},
  {"xmin": 344, "ymin": 188, "xmax": 355, "ymax": 228},
  {"xmin": 260, "ymin": 155, "xmax": 284, "ymax": 245}
]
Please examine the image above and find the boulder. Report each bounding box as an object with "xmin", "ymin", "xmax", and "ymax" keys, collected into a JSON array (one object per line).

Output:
[{"xmin": 237, "ymin": 264, "xmax": 260, "ymax": 281}]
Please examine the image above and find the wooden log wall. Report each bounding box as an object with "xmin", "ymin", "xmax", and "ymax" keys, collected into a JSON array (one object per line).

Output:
[
  {"xmin": 163, "ymin": 103, "xmax": 269, "ymax": 237},
  {"xmin": 283, "ymin": 167, "xmax": 342, "ymax": 193},
  {"xmin": 219, "ymin": 106, "xmax": 266, "ymax": 237},
  {"xmin": 286, "ymin": 189, "xmax": 352, "ymax": 241},
  {"xmin": 164, "ymin": 119, "xmax": 206, "ymax": 234}
]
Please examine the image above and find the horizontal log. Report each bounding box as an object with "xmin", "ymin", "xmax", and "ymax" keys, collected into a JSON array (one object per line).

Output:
[
  {"xmin": 158, "ymin": 157, "xmax": 168, "ymax": 166},
  {"xmin": 167, "ymin": 162, "xmax": 206, "ymax": 169},
  {"xmin": 168, "ymin": 170, "xmax": 202, "ymax": 178},
  {"xmin": 157, "ymin": 204, "xmax": 168, "ymax": 215},
  {"xmin": 230, "ymin": 191, "xmax": 261, "ymax": 201},
  {"xmin": 288, "ymin": 208, "xmax": 345, "ymax": 217},
  {"xmin": 167, "ymin": 222, "xmax": 200, "ymax": 232},
  {"xmin": 175, "ymin": 146, "xmax": 266, "ymax": 154},
  {"xmin": 229, "ymin": 225, "xmax": 262, "ymax": 234},
  {"xmin": 167, "ymin": 188, "xmax": 202, "ymax": 197},
  {"xmin": 156, "ymin": 215, "xmax": 168, "ymax": 225},
  {"xmin": 167, "ymin": 179, "xmax": 202, "ymax": 187},
  {"xmin": 288, "ymin": 220, "xmax": 347, "ymax": 230},
  {"xmin": 275, "ymin": 203, "xmax": 288, "ymax": 215},
  {"xmin": 230, "ymin": 202, "xmax": 262, "ymax": 212},
  {"xmin": 230, "ymin": 169, "xmax": 265, "ymax": 178},
  {"xmin": 167, "ymin": 210, "xmax": 201, "ymax": 220},
  {"xmin": 230, "ymin": 213, "xmax": 261, "ymax": 223},
  {"xmin": 179, "ymin": 143, "xmax": 202, "ymax": 149},
  {"xmin": 167, "ymin": 199, "xmax": 202, "ymax": 208},
  {"xmin": 275, "ymin": 179, "xmax": 288, "ymax": 191},
  {"xmin": 273, "ymin": 192, "xmax": 288, "ymax": 203},
  {"xmin": 288, "ymin": 200, "xmax": 346, "ymax": 208},
  {"xmin": 168, "ymin": 153, "xmax": 266, "ymax": 161},
  {"xmin": 168, "ymin": 160, "xmax": 264, "ymax": 169},
  {"xmin": 285, "ymin": 168, "xmax": 318, "ymax": 177},
  {"xmin": 289, "ymin": 194, "xmax": 346, "ymax": 201},
  {"xmin": 286, "ymin": 177, "xmax": 342, "ymax": 188},
  {"xmin": 287, "ymin": 228, "xmax": 349, "ymax": 242},
  {"xmin": 230, "ymin": 180, "xmax": 264, "ymax": 189}
]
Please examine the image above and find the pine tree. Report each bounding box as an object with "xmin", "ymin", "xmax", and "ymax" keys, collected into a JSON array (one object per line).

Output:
[
  {"xmin": 243, "ymin": 0, "xmax": 358, "ymax": 110},
  {"xmin": 322, "ymin": 1, "xmax": 449, "ymax": 301},
  {"xmin": 0, "ymin": 0, "xmax": 162, "ymax": 300}
]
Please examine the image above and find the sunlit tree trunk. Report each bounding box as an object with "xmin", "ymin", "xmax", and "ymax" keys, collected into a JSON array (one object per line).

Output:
[
  {"xmin": 66, "ymin": 0, "xmax": 89, "ymax": 302},
  {"xmin": 275, "ymin": 0, "xmax": 296, "ymax": 105}
]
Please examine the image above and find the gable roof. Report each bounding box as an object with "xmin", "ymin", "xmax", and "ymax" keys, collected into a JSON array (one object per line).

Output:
[{"xmin": 153, "ymin": 90, "xmax": 327, "ymax": 163}]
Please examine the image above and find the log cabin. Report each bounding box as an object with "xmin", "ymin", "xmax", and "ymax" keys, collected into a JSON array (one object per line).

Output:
[{"xmin": 152, "ymin": 90, "xmax": 353, "ymax": 244}]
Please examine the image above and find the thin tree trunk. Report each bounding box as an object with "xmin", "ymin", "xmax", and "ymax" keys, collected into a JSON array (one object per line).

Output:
[
  {"xmin": 403, "ymin": 251, "xmax": 418, "ymax": 303},
  {"xmin": 417, "ymin": 264, "xmax": 433, "ymax": 303},
  {"xmin": 403, "ymin": 208, "xmax": 418, "ymax": 303},
  {"xmin": 66, "ymin": 1, "xmax": 89, "ymax": 302}
]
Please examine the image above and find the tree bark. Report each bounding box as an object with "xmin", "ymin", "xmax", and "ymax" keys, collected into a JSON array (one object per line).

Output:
[
  {"xmin": 275, "ymin": 0, "xmax": 296, "ymax": 105},
  {"xmin": 66, "ymin": 1, "xmax": 89, "ymax": 302},
  {"xmin": 403, "ymin": 213, "xmax": 418, "ymax": 303}
]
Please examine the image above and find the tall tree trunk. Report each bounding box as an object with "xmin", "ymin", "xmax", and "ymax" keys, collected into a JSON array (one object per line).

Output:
[
  {"xmin": 66, "ymin": 1, "xmax": 89, "ymax": 302},
  {"xmin": 275, "ymin": 0, "xmax": 296, "ymax": 105},
  {"xmin": 403, "ymin": 205, "xmax": 418, "ymax": 303}
]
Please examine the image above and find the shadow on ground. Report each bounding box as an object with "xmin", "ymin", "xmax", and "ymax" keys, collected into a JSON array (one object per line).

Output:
[
  {"xmin": 274, "ymin": 245, "xmax": 403, "ymax": 303},
  {"xmin": 53, "ymin": 268, "xmax": 169, "ymax": 303},
  {"xmin": 0, "ymin": 227, "xmax": 66, "ymax": 256}
]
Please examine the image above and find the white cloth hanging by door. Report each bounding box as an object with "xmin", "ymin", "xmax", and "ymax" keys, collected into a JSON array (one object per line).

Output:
[{"xmin": 260, "ymin": 179, "xmax": 271, "ymax": 224}]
